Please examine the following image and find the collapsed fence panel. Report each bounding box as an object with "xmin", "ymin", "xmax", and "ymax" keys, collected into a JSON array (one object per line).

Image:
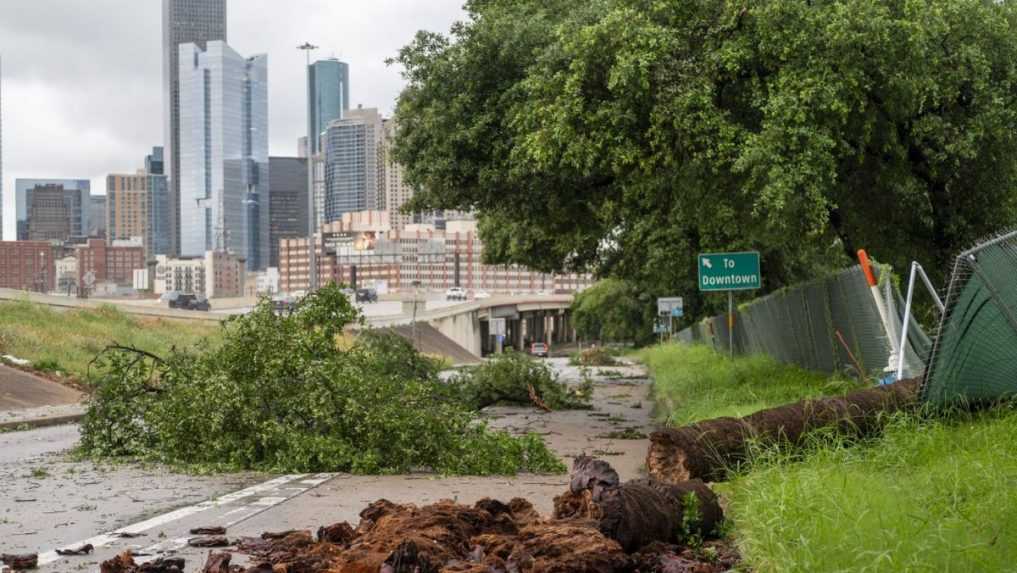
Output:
[
  {"xmin": 677, "ymin": 266, "xmax": 924, "ymax": 377},
  {"xmin": 922, "ymin": 231, "xmax": 1017, "ymax": 406}
]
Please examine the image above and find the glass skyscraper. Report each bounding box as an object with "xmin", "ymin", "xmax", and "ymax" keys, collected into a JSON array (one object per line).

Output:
[
  {"xmin": 163, "ymin": 0, "xmax": 227, "ymax": 256},
  {"xmin": 147, "ymin": 147, "xmax": 173, "ymax": 257},
  {"xmin": 323, "ymin": 108, "xmax": 384, "ymax": 223},
  {"xmin": 308, "ymin": 58, "xmax": 350, "ymax": 155},
  {"xmin": 178, "ymin": 41, "xmax": 269, "ymax": 270}
]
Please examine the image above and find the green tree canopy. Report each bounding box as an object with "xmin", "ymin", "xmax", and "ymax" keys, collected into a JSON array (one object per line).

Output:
[
  {"xmin": 571, "ymin": 279, "xmax": 651, "ymax": 343},
  {"xmin": 393, "ymin": 0, "xmax": 1017, "ymax": 317}
]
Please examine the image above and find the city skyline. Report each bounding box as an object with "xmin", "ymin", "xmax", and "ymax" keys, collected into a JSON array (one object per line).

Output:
[{"xmin": 0, "ymin": 0, "xmax": 464, "ymax": 241}]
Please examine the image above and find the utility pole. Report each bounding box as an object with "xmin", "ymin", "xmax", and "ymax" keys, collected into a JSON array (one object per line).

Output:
[{"xmin": 298, "ymin": 42, "xmax": 319, "ymax": 292}]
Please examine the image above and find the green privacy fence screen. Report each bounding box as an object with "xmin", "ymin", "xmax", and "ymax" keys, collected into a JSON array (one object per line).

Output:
[
  {"xmin": 676, "ymin": 265, "xmax": 931, "ymax": 378},
  {"xmin": 921, "ymin": 230, "xmax": 1017, "ymax": 407}
]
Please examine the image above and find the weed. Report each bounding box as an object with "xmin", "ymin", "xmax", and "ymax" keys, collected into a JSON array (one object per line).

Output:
[
  {"xmin": 570, "ymin": 347, "xmax": 618, "ymax": 367},
  {"xmin": 28, "ymin": 467, "xmax": 49, "ymax": 479},
  {"xmin": 450, "ymin": 353, "xmax": 591, "ymax": 411},
  {"xmin": 680, "ymin": 491, "xmax": 704, "ymax": 548}
]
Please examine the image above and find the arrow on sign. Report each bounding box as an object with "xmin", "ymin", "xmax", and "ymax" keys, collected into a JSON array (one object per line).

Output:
[{"xmin": 702, "ymin": 258, "xmax": 713, "ymax": 269}]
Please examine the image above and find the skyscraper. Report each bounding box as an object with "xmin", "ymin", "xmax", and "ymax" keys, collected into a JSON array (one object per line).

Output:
[
  {"xmin": 323, "ymin": 107, "xmax": 384, "ymax": 223},
  {"xmin": 308, "ymin": 58, "xmax": 350, "ymax": 155},
  {"xmin": 382, "ymin": 119, "xmax": 415, "ymax": 231},
  {"xmin": 268, "ymin": 157, "xmax": 308, "ymax": 268},
  {"xmin": 163, "ymin": 0, "xmax": 227, "ymax": 256},
  {"xmin": 178, "ymin": 41, "xmax": 268, "ymax": 270},
  {"xmin": 15, "ymin": 179, "xmax": 90, "ymax": 241}
]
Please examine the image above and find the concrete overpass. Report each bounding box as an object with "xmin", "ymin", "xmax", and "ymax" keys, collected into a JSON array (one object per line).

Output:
[
  {"xmin": 0, "ymin": 289, "xmax": 577, "ymax": 361},
  {"xmin": 364, "ymin": 295, "xmax": 577, "ymax": 358}
]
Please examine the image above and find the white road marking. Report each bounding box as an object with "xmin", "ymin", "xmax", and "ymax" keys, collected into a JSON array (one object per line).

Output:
[{"xmin": 38, "ymin": 473, "xmax": 335, "ymax": 567}]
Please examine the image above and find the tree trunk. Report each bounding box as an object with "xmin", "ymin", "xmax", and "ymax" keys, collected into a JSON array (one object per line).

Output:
[{"xmin": 647, "ymin": 379, "xmax": 921, "ymax": 484}]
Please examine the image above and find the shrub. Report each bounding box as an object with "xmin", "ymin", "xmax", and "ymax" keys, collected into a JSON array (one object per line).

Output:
[
  {"xmin": 450, "ymin": 352, "xmax": 591, "ymax": 411},
  {"xmin": 78, "ymin": 284, "xmax": 564, "ymax": 475},
  {"xmin": 570, "ymin": 347, "xmax": 619, "ymax": 367}
]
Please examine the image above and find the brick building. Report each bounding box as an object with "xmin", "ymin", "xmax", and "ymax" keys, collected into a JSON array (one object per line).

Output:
[
  {"xmin": 75, "ymin": 239, "xmax": 146, "ymax": 287},
  {"xmin": 0, "ymin": 241, "xmax": 61, "ymax": 291}
]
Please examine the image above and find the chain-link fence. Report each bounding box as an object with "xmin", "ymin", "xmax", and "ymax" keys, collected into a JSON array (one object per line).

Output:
[
  {"xmin": 677, "ymin": 265, "xmax": 931, "ymax": 378},
  {"xmin": 922, "ymin": 230, "xmax": 1017, "ymax": 406}
]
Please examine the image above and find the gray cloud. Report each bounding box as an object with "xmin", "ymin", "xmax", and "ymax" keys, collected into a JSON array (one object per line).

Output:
[{"xmin": 1, "ymin": 0, "xmax": 464, "ymax": 239}]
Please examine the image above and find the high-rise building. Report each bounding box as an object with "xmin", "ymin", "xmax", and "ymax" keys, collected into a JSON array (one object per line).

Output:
[
  {"xmin": 308, "ymin": 58, "xmax": 350, "ymax": 155},
  {"xmin": 15, "ymin": 179, "xmax": 90, "ymax": 241},
  {"xmin": 88, "ymin": 195, "xmax": 107, "ymax": 239},
  {"xmin": 382, "ymin": 119, "xmax": 416, "ymax": 231},
  {"xmin": 163, "ymin": 0, "xmax": 227, "ymax": 256},
  {"xmin": 268, "ymin": 157, "xmax": 308, "ymax": 269},
  {"xmin": 107, "ymin": 147, "xmax": 172, "ymax": 258},
  {"xmin": 178, "ymin": 41, "xmax": 269, "ymax": 270},
  {"xmin": 323, "ymin": 107, "xmax": 384, "ymax": 223},
  {"xmin": 146, "ymin": 147, "xmax": 172, "ymax": 257}
]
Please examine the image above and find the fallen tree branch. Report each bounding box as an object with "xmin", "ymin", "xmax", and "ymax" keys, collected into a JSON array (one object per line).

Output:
[{"xmin": 647, "ymin": 379, "xmax": 921, "ymax": 483}]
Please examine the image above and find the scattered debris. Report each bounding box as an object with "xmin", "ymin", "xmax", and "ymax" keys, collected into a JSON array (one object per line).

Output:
[
  {"xmin": 598, "ymin": 428, "xmax": 648, "ymax": 440},
  {"xmin": 55, "ymin": 544, "xmax": 94, "ymax": 556},
  {"xmin": 1, "ymin": 553, "xmax": 38, "ymax": 570},
  {"xmin": 648, "ymin": 378, "xmax": 921, "ymax": 483},
  {"xmin": 115, "ymin": 458, "xmax": 736, "ymax": 573},
  {"xmin": 189, "ymin": 526, "xmax": 227, "ymax": 536},
  {"xmin": 187, "ymin": 536, "xmax": 230, "ymax": 548},
  {"xmin": 110, "ymin": 532, "xmax": 145, "ymax": 539},
  {"xmin": 100, "ymin": 552, "xmax": 184, "ymax": 573}
]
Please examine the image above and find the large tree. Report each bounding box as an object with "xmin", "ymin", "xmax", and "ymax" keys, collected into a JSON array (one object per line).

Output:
[{"xmin": 393, "ymin": 0, "xmax": 1017, "ymax": 318}]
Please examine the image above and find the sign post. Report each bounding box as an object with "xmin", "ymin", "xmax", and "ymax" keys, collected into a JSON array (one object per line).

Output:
[
  {"xmin": 698, "ymin": 252, "xmax": 761, "ymax": 359},
  {"xmin": 657, "ymin": 297, "xmax": 684, "ymax": 342}
]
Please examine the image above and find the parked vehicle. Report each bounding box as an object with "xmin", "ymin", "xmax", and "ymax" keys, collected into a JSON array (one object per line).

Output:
[
  {"xmin": 356, "ymin": 288, "xmax": 379, "ymax": 303},
  {"xmin": 474, "ymin": 290, "xmax": 492, "ymax": 300},
  {"xmin": 167, "ymin": 292, "xmax": 211, "ymax": 312},
  {"xmin": 446, "ymin": 286, "xmax": 468, "ymax": 301},
  {"xmin": 530, "ymin": 342, "xmax": 549, "ymax": 358}
]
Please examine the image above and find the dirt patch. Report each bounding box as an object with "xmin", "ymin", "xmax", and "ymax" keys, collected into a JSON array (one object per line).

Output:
[{"xmin": 101, "ymin": 459, "xmax": 738, "ymax": 573}]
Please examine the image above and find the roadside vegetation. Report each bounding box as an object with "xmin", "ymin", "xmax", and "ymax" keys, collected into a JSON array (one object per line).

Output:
[
  {"xmin": 79, "ymin": 284, "xmax": 566, "ymax": 476},
  {"xmin": 449, "ymin": 352, "xmax": 592, "ymax": 411},
  {"xmin": 641, "ymin": 343, "xmax": 1017, "ymax": 572},
  {"xmin": 0, "ymin": 300, "xmax": 219, "ymax": 381},
  {"xmin": 637, "ymin": 344, "xmax": 852, "ymax": 425},
  {"xmin": 569, "ymin": 347, "xmax": 619, "ymax": 367}
]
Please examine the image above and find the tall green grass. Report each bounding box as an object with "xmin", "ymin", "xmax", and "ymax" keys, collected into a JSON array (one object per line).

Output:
[
  {"xmin": 725, "ymin": 408, "xmax": 1017, "ymax": 572},
  {"xmin": 0, "ymin": 301, "xmax": 220, "ymax": 382},
  {"xmin": 636, "ymin": 343, "xmax": 852, "ymax": 424},
  {"xmin": 640, "ymin": 343, "xmax": 1017, "ymax": 572}
]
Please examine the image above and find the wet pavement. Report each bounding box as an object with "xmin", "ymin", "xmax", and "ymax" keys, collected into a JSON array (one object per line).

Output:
[{"xmin": 1, "ymin": 358, "xmax": 654, "ymax": 572}]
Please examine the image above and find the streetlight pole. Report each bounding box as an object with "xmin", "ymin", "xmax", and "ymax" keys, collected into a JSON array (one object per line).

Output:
[{"xmin": 298, "ymin": 42, "xmax": 319, "ymax": 293}]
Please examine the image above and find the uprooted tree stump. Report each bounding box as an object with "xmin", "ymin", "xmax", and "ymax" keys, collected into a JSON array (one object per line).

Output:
[
  {"xmin": 555, "ymin": 456, "xmax": 724, "ymax": 552},
  {"xmin": 647, "ymin": 378, "xmax": 921, "ymax": 483}
]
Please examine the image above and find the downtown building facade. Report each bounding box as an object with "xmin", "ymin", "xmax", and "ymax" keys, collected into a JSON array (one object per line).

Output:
[
  {"xmin": 163, "ymin": 0, "xmax": 227, "ymax": 256},
  {"xmin": 152, "ymin": 250, "xmax": 245, "ymax": 298},
  {"xmin": 268, "ymin": 157, "xmax": 308, "ymax": 269},
  {"xmin": 322, "ymin": 107, "xmax": 385, "ymax": 223},
  {"xmin": 308, "ymin": 58, "xmax": 349, "ymax": 155},
  {"xmin": 14, "ymin": 179, "xmax": 91, "ymax": 242},
  {"xmin": 106, "ymin": 147, "xmax": 172, "ymax": 258},
  {"xmin": 278, "ymin": 212, "xmax": 593, "ymax": 295},
  {"xmin": 177, "ymin": 41, "xmax": 269, "ymax": 270},
  {"xmin": 0, "ymin": 241, "xmax": 61, "ymax": 291}
]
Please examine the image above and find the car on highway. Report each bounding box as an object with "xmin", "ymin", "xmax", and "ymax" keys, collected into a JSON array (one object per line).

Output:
[
  {"xmin": 165, "ymin": 292, "xmax": 211, "ymax": 312},
  {"xmin": 474, "ymin": 290, "xmax": 492, "ymax": 300},
  {"xmin": 356, "ymin": 288, "xmax": 379, "ymax": 303},
  {"xmin": 446, "ymin": 286, "xmax": 468, "ymax": 301},
  {"xmin": 530, "ymin": 342, "xmax": 549, "ymax": 358}
]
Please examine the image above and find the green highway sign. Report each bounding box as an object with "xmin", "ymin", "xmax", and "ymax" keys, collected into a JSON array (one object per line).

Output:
[{"xmin": 698, "ymin": 251, "xmax": 762, "ymax": 292}]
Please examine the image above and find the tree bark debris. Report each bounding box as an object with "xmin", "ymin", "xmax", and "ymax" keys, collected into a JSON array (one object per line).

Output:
[{"xmin": 647, "ymin": 379, "xmax": 921, "ymax": 483}]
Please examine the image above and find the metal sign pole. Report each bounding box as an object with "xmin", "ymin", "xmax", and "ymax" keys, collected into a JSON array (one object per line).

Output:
[{"xmin": 728, "ymin": 290, "xmax": 734, "ymax": 360}]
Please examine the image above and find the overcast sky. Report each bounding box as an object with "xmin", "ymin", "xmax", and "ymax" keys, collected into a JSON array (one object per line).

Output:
[{"xmin": 0, "ymin": 0, "xmax": 464, "ymax": 240}]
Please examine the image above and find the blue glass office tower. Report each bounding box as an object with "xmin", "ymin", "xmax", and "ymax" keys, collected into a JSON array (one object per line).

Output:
[
  {"xmin": 146, "ymin": 147, "xmax": 172, "ymax": 256},
  {"xmin": 178, "ymin": 41, "xmax": 269, "ymax": 270},
  {"xmin": 308, "ymin": 59, "xmax": 350, "ymax": 155}
]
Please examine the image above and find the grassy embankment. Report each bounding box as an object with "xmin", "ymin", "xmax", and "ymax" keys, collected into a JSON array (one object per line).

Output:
[
  {"xmin": 638, "ymin": 343, "xmax": 1017, "ymax": 573},
  {"xmin": 0, "ymin": 300, "xmax": 221, "ymax": 382}
]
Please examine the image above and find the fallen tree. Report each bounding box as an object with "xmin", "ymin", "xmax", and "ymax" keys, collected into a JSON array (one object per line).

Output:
[{"xmin": 647, "ymin": 379, "xmax": 921, "ymax": 483}]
